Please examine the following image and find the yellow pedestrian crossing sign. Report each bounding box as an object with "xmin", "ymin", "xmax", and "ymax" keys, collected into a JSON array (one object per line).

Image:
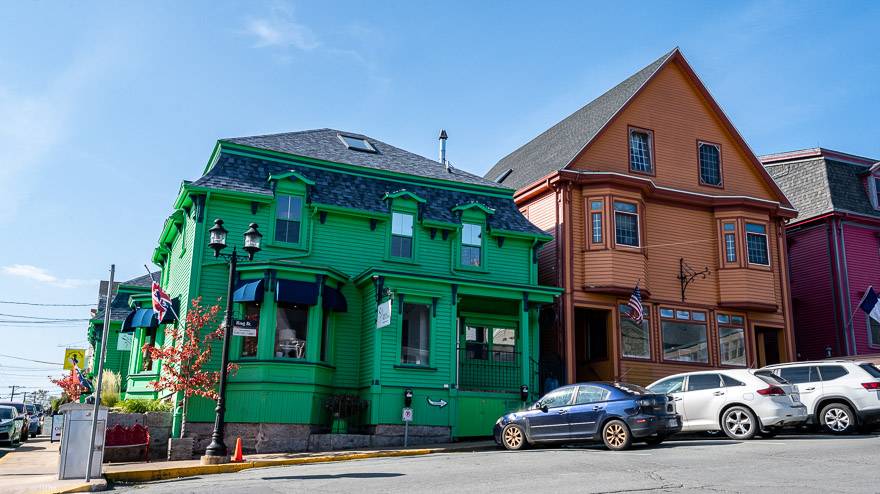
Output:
[{"xmin": 63, "ymin": 348, "xmax": 85, "ymax": 370}]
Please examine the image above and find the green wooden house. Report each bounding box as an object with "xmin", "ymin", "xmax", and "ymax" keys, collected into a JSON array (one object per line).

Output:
[
  {"xmin": 86, "ymin": 273, "xmax": 156, "ymax": 396},
  {"xmin": 132, "ymin": 129, "xmax": 559, "ymax": 451}
]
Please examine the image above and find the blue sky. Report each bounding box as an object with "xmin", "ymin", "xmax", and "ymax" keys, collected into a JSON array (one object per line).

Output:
[{"xmin": 1, "ymin": 1, "xmax": 878, "ymax": 397}]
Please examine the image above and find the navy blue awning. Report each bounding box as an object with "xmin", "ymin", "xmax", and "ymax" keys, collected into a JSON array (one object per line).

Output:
[
  {"xmin": 276, "ymin": 279, "xmax": 319, "ymax": 306},
  {"xmin": 233, "ymin": 279, "xmax": 265, "ymax": 303},
  {"xmin": 121, "ymin": 308, "xmax": 157, "ymax": 332},
  {"xmin": 322, "ymin": 286, "xmax": 348, "ymax": 312}
]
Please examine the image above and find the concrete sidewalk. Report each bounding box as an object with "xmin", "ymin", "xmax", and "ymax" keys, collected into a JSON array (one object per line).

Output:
[
  {"xmin": 104, "ymin": 440, "xmax": 497, "ymax": 484},
  {"xmin": 0, "ymin": 437, "xmax": 106, "ymax": 494}
]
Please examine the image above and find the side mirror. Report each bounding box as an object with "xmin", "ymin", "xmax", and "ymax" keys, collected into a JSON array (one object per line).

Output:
[{"xmin": 540, "ymin": 404, "xmax": 549, "ymax": 413}]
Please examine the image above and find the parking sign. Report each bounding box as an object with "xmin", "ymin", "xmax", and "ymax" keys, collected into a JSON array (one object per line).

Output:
[{"xmin": 402, "ymin": 407, "xmax": 413, "ymax": 422}]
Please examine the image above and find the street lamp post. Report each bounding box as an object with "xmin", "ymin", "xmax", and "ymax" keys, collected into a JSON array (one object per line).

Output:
[{"xmin": 202, "ymin": 219, "xmax": 262, "ymax": 462}]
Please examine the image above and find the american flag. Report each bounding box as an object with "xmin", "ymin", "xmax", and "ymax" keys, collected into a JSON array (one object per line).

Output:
[
  {"xmin": 151, "ymin": 282, "xmax": 173, "ymax": 324},
  {"xmin": 627, "ymin": 284, "xmax": 644, "ymax": 324}
]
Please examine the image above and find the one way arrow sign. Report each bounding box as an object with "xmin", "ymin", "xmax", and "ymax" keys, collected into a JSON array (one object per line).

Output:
[{"xmin": 426, "ymin": 397, "xmax": 448, "ymax": 408}]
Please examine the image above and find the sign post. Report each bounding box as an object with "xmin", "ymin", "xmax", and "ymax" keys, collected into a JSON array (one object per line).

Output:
[
  {"xmin": 401, "ymin": 407, "xmax": 413, "ymax": 447},
  {"xmin": 85, "ymin": 264, "xmax": 114, "ymax": 482},
  {"xmin": 232, "ymin": 319, "xmax": 258, "ymax": 337}
]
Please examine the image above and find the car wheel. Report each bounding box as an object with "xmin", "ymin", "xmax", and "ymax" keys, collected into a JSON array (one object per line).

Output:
[
  {"xmin": 820, "ymin": 403, "xmax": 855, "ymax": 434},
  {"xmin": 644, "ymin": 435, "xmax": 665, "ymax": 446},
  {"xmin": 500, "ymin": 424, "xmax": 528, "ymax": 450},
  {"xmin": 721, "ymin": 406, "xmax": 758, "ymax": 440},
  {"xmin": 21, "ymin": 430, "xmax": 28, "ymax": 441},
  {"xmin": 602, "ymin": 420, "xmax": 632, "ymax": 451}
]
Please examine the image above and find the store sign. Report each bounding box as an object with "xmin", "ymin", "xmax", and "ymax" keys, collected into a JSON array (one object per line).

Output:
[
  {"xmin": 117, "ymin": 332, "xmax": 133, "ymax": 351},
  {"xmin": 232, "ymin": 319, "xmax": 258, "ymax": 337},
  {"xmin": 51, "ymin": 415, "xmax": 63, "ymax": 441},
  {"xmin": 376, "ymin": 299, "xmax": 392, "ymax": 329},
  {"xmin": 63, "ymin": 349, "xmax": 85, "ymax": 371},
  {"xmin": 402, "ymin": 407, "xmax": 413, "ymax": 422}
]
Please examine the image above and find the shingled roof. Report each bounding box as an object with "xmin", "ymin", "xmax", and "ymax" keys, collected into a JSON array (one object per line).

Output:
[
  {"xmin": 484, "ymin": 48, "xmax": 678, "ymax": 190},
  {"xmin": 762, "ymin": 148, "xmax": 880, "ymax": 224},
  {"xmin": 223, "ymin": 128, "xmax": 504, "ymax": 189},
  {"xmin": 194, "ymin": 153, "xmax": 543, "ymax": 235}
]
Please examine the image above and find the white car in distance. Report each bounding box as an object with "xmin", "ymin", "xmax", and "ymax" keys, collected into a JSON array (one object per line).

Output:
[{"xmin": 647, "ymin": 369, "xmax": 808, "ymax": 440}]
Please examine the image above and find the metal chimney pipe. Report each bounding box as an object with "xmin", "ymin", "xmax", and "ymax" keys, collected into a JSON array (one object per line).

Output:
[{"xmin": 438, "ymin": 129, "xmax": 448, "ymax": 171}]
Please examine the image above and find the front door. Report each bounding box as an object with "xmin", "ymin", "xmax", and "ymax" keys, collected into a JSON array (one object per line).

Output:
[
  {"xmin": 756, "ymin": 327, "xmax": 783, "ymax": 367},
  {"xmin": 568, "ymin": 384, "xmax": 611, "ymax": 438},
  {"xmin": 574, "ymin": 308, "xmax": 613, "ymax": 382},
  {"xmin": 527, "ymin": 386, "xmax": 575, "ymax": 441},
  {"xmin": 681, "ymin": 373, "xmax": 726, "ymax": 430}
]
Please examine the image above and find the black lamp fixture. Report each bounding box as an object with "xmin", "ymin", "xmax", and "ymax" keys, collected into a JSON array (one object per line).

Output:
[{"xmin": 203, "ymin": 218, "xmax": 262, "ymax": 461}]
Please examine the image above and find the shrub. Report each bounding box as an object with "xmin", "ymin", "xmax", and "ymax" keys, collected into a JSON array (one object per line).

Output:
[
  {"xmin": 100, "ymin": 371, "xmax": 121, "ymax": 408},
  {"xmin": 112, "ymin": 398, "xmax": 172, "ymax": 414}
]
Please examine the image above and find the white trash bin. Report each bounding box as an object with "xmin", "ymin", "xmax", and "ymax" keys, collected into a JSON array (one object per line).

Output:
[{"xmin": 57, "ymin": 403, "xmax": 108, "ymax": 480}]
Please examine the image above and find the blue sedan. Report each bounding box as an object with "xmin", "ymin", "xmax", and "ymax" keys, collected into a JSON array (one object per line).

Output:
[{"xmin": 494, "ymin": 382, "xmax": 682, "ymax": 451}]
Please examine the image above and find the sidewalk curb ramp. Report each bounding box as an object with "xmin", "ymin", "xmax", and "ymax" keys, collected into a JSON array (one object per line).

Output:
[
  {"xmin": 105, "ymin": 444, "xmax": 497, "ymax": 484},
  {"xmin": 36, "ymin": 478, "xmax": 108, "ymax": 494}
]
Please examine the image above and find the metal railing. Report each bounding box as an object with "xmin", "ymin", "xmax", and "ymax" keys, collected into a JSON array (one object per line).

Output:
[{"xmin": 457, "ymin": 345, "xmax": 521, "ymax": 392}]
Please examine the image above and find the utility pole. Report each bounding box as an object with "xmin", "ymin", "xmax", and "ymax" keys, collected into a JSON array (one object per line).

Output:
[
  {"xmin": 9, "ymin": 385, "xmax": 18, "ymax": 401},
  {"xmin": 86, "ymin": 264, "xmax": 114, "ymax": 483}
]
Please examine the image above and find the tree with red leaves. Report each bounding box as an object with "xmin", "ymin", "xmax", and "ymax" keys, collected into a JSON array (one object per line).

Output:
[
  {"xmin": 50, "ymin": 371, "xmax": 87, "ymax": 402},
  {"xmin": 142, "ymin": 297, "xmax": 238, "ymax": 438}
]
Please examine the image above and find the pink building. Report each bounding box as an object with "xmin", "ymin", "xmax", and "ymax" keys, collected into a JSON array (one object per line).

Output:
[{"xmin": 763, "ymin": 148, "xmax": 880, "ymax": 360}]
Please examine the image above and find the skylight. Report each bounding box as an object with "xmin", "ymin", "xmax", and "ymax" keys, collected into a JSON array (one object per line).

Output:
[
  {"xmin": 495, "ymin": 168, "xmax": 513, "ymax": 183},
  {"xmin": 338, "ymin": 133, "xmax": 377, "ymax": 153}
]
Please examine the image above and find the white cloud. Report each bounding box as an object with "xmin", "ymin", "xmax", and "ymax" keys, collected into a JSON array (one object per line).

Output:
[
  {"xmin": 243, "ymin": 4, "xmax": 319, "ymax": 51},
  {"xmin": 1, "ymin": 264, "xmax": 92, "ymax": 289}
]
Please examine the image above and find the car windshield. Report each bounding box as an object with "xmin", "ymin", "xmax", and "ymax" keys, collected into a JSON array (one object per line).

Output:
[
  {"xmin": 612, "ymin": 382, "xmax": 651, "ymax": 395},
  {"xmin": 859, "ymin": 364, "xmax": 880, "ymax": 378},
  {"xmin": 0, "ymin": 408, "xmax": 12, "ymax": 420},
  {"xmin": 0, "ymin": 403, "xmax": 25, "ymax": 413},
  {"xmin": 25, "ymin": 405, "xmax": 35, "ymax": 413}
]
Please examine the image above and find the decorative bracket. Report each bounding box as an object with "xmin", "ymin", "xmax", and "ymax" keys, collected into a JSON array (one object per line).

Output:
[{"xmin": 677, "ymin": 257, "xmax": 710, "ymax": 302}]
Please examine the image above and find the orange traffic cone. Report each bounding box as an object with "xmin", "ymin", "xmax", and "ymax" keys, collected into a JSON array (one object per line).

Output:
[{"xmin": 232, "ymin": 437, "xmax": 244, "ymax": 462}]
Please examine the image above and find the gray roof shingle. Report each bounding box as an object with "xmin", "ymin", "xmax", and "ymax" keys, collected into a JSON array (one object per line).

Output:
[
  {"xmin": 484, "ymin": 48, "xmax": 678, "ymax": 190},
  {"xmin": 194, "ymin": 153, "xmax": 544, "ymax": 235},
  {"xmin": 224, "ymin": 129, "xmax": 505, "ymax": 189},
  {"xmin": 764, "ymin": 153, "xmax": 880, "ymax": 223}
]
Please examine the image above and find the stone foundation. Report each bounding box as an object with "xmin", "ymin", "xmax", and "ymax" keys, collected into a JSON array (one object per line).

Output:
[{"xmin": 182, "ymin": 422, "xmax": 451, "ymax": 455}]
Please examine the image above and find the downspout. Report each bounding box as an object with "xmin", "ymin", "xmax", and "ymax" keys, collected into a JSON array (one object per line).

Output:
[
  {"xmin": 825, "ymin": 220, "xmax": 844, "ymax": 357},
  {"xmin": 830, "ymin": 217, "xmax": 852, "ymax": 355},
  {"xmin": 837, "ymin": 220, "xmax": 858, "ymax": 355}
]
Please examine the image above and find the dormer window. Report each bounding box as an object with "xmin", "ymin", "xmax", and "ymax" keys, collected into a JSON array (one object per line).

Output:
[
  {"xmin": 391, "ymin": 212, "xmax": 414, "ymax": 258},
  {"xmin": 628, "ymin": 127, "xmax": 653, "ymax": 174},
  {"xmin": 337, "ymin": 133, "xmax": 377, "ymax": 153},
  {"xmin": 870, "ymin": 176, "xmax": 880, "ymax": 210}
]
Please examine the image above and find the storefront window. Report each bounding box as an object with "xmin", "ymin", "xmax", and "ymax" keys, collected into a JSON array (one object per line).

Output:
[
  {"xmin": 239, "ymin": 303, "xmax": 260, "ymax": 358},
  {"xmin": 275, "ymin": 303, "xmax": 309, "ymax": 358},
  {"xmin": 661, "ymin": 309, "xmax": 708, "ymax": 363},
  {"xmin": 142, "ymin": 327, "xmax": 157, "ymax": 371},
  {"xmin": 718, "ymin": 314, "xmax": 746, "ymax": 366},
  {"xmin": 619, "ymin": 304, "xmax": 651, "ymax": 359},
  {"xmin": 402, "ymin": 303, "xmax": 430, "ymax": 365}
]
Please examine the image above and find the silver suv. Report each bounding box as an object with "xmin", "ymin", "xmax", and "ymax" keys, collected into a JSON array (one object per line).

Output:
[{"xmin": 758, "ymin": 361, "xmax": 880, "ymax": 434}]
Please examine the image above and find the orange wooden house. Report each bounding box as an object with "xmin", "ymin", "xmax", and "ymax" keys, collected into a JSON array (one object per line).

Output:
[{"xmin": 485, "ymin": 48, "xmax": 798, "ymax": 387}]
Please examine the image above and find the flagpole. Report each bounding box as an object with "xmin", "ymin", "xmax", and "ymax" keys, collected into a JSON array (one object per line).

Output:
[
  {"xmin": 842, "ymin": 285, "xmax": 873, "ymax": 356},
  {"xmin": 144, "ymin": 265, "xmax": 181, "ymax": 323},
  {"xmin": 85, "ymin": 264, "xmax": 114, "ymax": 482}
]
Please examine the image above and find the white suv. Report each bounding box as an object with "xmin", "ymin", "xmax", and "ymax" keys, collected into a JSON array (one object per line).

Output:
[
  {"xmin": 647, "ymin": 369, "xmax": 808, "ymax": 440},
  {"xmin": 758, "ymin": 361, "xmax": 880, "ymax": 434}
]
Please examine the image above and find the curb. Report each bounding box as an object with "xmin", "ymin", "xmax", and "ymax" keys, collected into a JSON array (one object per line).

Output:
[
  {"xmin": 36, "ymin": 478, "xmax": 108, "ymax": 494},
  {"xmin": 106, "ymin": 444, "xmax": 496, "ymax": 483}
]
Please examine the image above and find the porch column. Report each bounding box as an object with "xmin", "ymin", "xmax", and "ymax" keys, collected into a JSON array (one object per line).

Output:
[{"xmin": 520, "ymin": 293, "xmax": 530, "ymax": 394}]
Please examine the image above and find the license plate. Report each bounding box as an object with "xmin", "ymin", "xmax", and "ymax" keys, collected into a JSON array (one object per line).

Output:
[
  {"xmin": 790, "ymin": 394, "xmax": 800, "ymax": 403},
  {"xmin": 668, "ymin": 418, "xmax": 678, "ymax": 427}
]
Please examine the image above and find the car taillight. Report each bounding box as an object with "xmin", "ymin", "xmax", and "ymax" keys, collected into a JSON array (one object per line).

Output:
[
  {"xmin": 862, "ymin": 382, "xmax": 880, "ymax": 390},
  {"xmin": 757, "ymin": 386, "xmax": 786, "ymax": 396}
]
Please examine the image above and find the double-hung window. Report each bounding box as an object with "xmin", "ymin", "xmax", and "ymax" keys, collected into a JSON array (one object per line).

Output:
[
  {"xmin": 723, "ymin": 223, "xmax": 737, "ymax": 263},
  {"xmin": 590, "ymin": 200, "xmax": 603, "ymax": 244},
  {"xmin": 613, "ymin": 201, "xmax": 639, "ymax": 247},
  {"xmin": 698, "ymin": 142, "xmax": 722, "ymax": 186},
  {"xmin": 461, "ymin": 223, "xmax": 482, "ymax": 267},
  {"xmin": 717, "ymin": 314, "xmax": 746, "ymax": 366},
  {"xmin": 660, "ymin": 308, "xmax": 708, "ymax": 363},
  {"xmin": 275, "ymin": 195, "xmax": 303, "ymax": 244},
  {"xmin": 746, "ymin": 223, "xmax": 769, "ymax": 265},
  {"xmin": 401, "ymin": 303, "xmax": 430, "ymax": 365},
  {"xmin": 629, "ymin": 128, "xmax": 653, "ymax": 173},
  {"xmin": 391, "ymin": 212, "xmax": 414, "ymax": 258}
]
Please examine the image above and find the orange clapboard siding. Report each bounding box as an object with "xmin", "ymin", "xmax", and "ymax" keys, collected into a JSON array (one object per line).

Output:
[{"xmin": 570, "ymin": 60, "xmax": 777, "ymax": 201}]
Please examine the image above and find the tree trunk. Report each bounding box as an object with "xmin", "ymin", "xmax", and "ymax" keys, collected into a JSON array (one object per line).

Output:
[{"xmin": 179, "ymin": 393, "xmax": 188, "ymax": 439}]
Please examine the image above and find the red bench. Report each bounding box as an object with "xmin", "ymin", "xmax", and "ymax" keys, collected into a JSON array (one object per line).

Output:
[{"xmin": 105, "ymin": 424, "xmax": 150, "ymax": 462}]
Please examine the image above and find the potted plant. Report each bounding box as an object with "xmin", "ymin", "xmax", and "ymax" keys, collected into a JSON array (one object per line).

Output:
[{"xmin": 322, "ymin": 394, "xmax": 368, "ymax": 434}]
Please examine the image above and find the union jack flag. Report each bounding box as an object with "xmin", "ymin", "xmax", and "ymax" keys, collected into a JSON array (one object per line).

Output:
[
  {"xmin": 152, "ymin": 282, "xmax": 173, "ymax": 324},
  {"xmin": 627, "ymin": 284, "xmax": 644, "ymax": 325}
]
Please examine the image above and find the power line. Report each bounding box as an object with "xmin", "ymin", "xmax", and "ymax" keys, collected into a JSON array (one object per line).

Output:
[
  {"xmin": 0, "ymin": 354, "xmax": 64, "ymax": 365},
  {"xmin": 0, "ymin": 313, "xmax": 91, "ymax": 321},
  {"xmin": 0, "ymin": 300, "xmax": 94, "ymax": 307},
  {"xmin": 0, "ymin": 319, "xmax": 89, "ymax": 324}
]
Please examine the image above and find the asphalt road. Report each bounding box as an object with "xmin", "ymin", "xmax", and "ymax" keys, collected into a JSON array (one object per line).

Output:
[{"xmin": 115, "ymin": 433, "xmax": 880, "ymax": 494}]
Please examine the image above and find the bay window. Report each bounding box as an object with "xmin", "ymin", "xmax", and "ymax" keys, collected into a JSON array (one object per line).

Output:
[
  {"xmin": 723, "ymin": 223, "xmax": 737, "ymax": 263},
  {"xmin": 590, "ymin": 200, "xmax": 603, "ymax": 244},
  {"xmin": 661, "ymin": 308, "xmax": 708, "ymax": 363},
  {"xmin": 614, "ymin": 201, "xmax": 639, "ymax": 247},
  {"xmin": 746, "ymin": 223, "xmax": 769, "ymax": 265},
  {"xmin": 275, "ymin": 303, "xmax": 309, "ymax": 359},
  {"xmin": 239, "ymin": 303, "xmax": 261, "ymax": 358}
]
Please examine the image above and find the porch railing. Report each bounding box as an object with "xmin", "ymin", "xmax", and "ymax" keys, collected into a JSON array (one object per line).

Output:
[{"xmin": 457, "ymin": 345, "xmax": 521, "ymax": 393}]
